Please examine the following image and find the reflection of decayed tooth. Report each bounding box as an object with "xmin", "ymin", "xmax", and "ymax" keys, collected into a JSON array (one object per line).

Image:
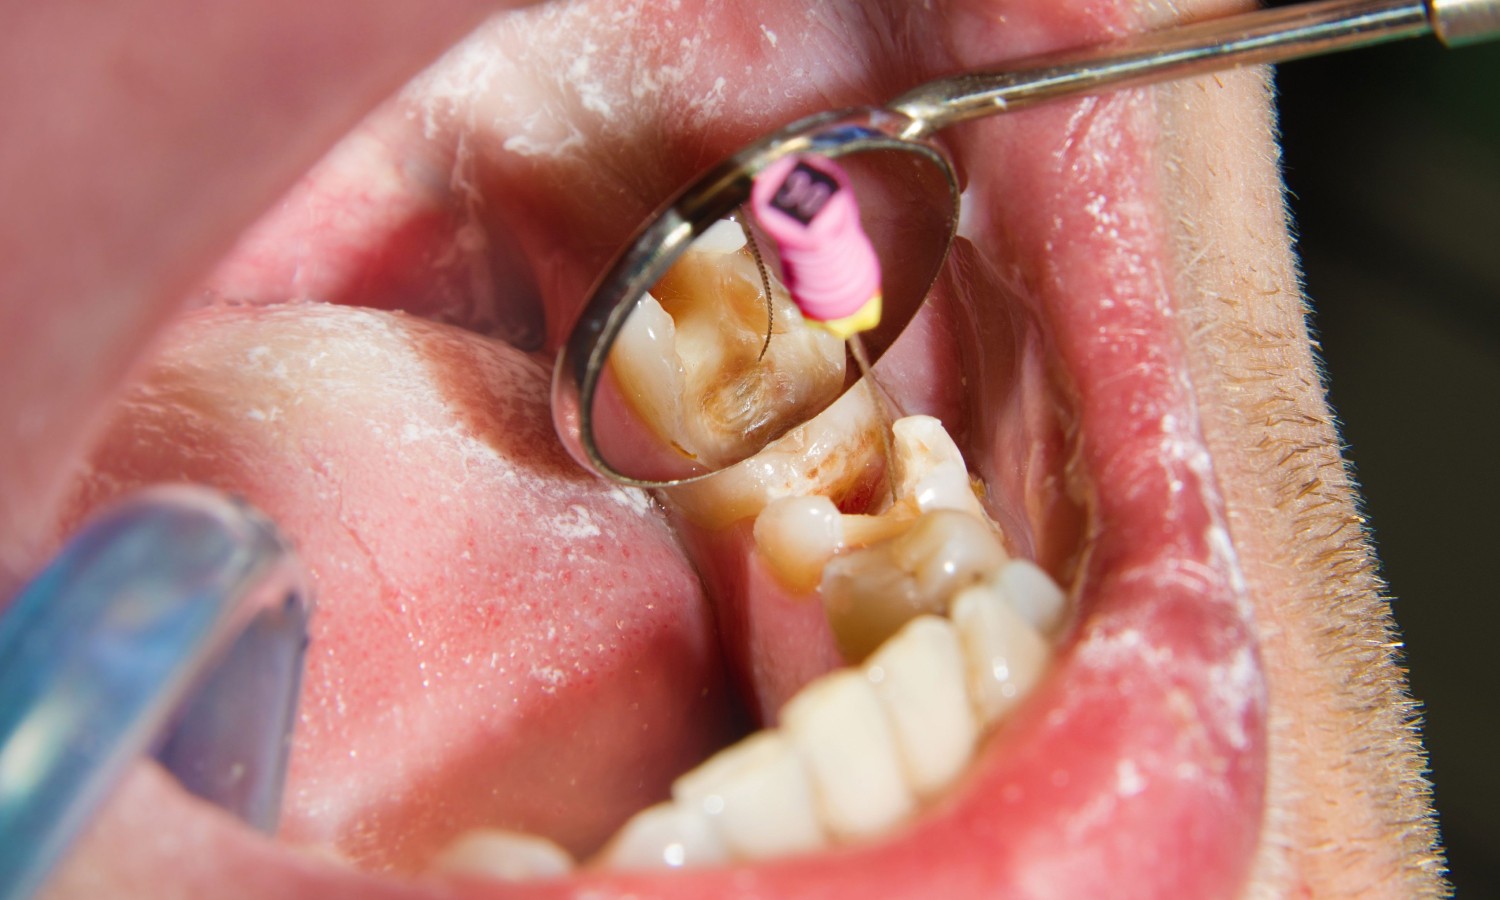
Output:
[
  {"xmin": 781, "ymin": 669, "xmax": 915, "ymax": 841},
  {"xmin": 995, "ymin": 558, "xmax": 1067, "ymax": 636},
  {"xmin": 429, "ymin": 829, "xmax": 574, "ymax": 881},
  {"xmin": 952, "ymin": 583, "xmax": 1051, "ymax": 725},
  {"xmin": 608, "ymin": 226, "xmax": 850, "ymax": 472},
  {"xmin": 753, "ymin": 495, "xmax": 845, "ymax": 593},
  {"xmin": 594, "ymin": 802, "xmax": 728, "ymax": 871},
  {"xmin": 653, "ymin": 249, "xmax": 845, "ymax": 468},
  {"xmin": 673, "ymin": 730, "xmax": 825, "ymax": 860},
  {"xmin": 823, "ymin": 510, "xmax": 1007, "ymax": 661},
  {"xmin": 891, "ymin": 416, "xmax": 988, "ymax": 519},
  {"xmin": 863, "ymin": 616, "xmax": 978, "ymax": 799}
]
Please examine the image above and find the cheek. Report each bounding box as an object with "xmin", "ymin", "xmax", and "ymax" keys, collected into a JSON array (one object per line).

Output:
[{"xmin": 58, "ymin": 303, "xmax": 741, "ymax": 871}]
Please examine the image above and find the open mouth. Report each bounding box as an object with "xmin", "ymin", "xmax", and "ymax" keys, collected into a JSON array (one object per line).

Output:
[{"xmin": 32, "ymin": 0, "xmax": 1442, "ymax": 897}]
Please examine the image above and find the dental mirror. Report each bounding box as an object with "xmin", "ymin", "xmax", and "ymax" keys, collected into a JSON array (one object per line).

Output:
[{"xmin": 552, "ymin": 0, "xmax": 1499, "ymax": 486}]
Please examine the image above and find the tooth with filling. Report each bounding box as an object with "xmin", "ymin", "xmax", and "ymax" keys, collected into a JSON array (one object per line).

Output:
[
  {"xmin": 593, "ymin": 802, "xmax": 728, "ymax": 871},
  {"xmin": 429, "ymin": 829, "xmax": 574, "ymax": 881},
  {"xmin": 822, "ymin": 509, "xmax": 1007, "ymax": 661},
  {"xmin": 951, "ymin": 582, "xmax": 1051, "ymax": 725},
  {"xmin": 672, "ymin": 730, "xmax": 825, "ymax": 860},
  {"xmin": 864, "ymin": 615, "xmax": 978, "ymax": 799},
  {"xmin": 780, "ymin": 669, "xmax": 916, "ymax": 841}
]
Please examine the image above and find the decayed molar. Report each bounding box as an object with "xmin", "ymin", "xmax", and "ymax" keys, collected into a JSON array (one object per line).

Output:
[
  {"xmin": 575, "ymin": 415, "xmax": 1064, "ymax": 877},
  {"xmin": 749, "ymin": 413, "xmax": 994, "ymax": 590},
  {"xmin": 751, "ymin": 413, "xmax": 1016, "ymax": 660},
  {"xmin": 666, "ymin": 385, "xmax": 887, "ymax": 529},
  {"xmin": 608, "ymin": 218, "xmax": 846, "ymax": 469}
]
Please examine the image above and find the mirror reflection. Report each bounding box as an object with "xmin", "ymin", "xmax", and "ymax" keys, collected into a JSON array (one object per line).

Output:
[{"xmin": 589, "ymin": 147, "xmax": 955, "ymax": 484}]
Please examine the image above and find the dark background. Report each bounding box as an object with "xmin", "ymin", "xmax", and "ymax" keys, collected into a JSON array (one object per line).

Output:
[{"xmin": 1272, "ymin": 18, "xmax": 1500, "ymax": 894}]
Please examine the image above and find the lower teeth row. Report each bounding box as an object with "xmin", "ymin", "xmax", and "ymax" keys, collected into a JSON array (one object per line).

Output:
[{"xmin": 426, "ymin": 415, "xmax": 1068, "ymax": 882}]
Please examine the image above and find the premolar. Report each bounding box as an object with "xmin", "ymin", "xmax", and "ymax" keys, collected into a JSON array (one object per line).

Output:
[
  {"xmin": 781, "ymin": 669, "xmax": 917, "ymax": 841},
  {"xmin": 864, "ymin": 615, "xmax": 977, "ymax": 799},
  {"xmin": 952, "ymin": 582, "xmax": 1051, "ymax": 723},
  {"xmin": 672, "ymin": 730, "xmax": 826, "ymax": 860}
]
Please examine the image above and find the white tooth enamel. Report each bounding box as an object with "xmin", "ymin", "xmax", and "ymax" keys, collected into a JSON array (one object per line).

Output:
[
  {"xmin": 611, "ymin": 291, "xmax": 689, "ymax": 446},
  {"xmin": 863, "ymin": 615, "xmax": 978, "ymax": 798},
  {"xmin": 594, "ymin": 802, "xmax": 728, "ymax": 871},
  {"xmin": 951, "ymin": 583, "xmax": 1051, "ymax": 725},
  {"xmin": 429, "ymin": 829, "xmax": 573, "ymax": 881},
  {"xmin": 693, "ymin": 218, "xmax": 749, "ymax": 254},
  {"xmin": 995, "ymin": 558, "xmax": 1067, "ymax": 636},
  {"xmin": 891, "ymin": 416, "xmax": 988, "ymax": 519},
  {"xmin": 753, "ymin": 495, "xmax": 845, "ymax": 592},
  {"xmin": 672, "ymin": 730, "xmax": 825, "ymax": 860},
  {"xmin": 781, "ymin": 669, "xmax": 915, "ymax": 841}
]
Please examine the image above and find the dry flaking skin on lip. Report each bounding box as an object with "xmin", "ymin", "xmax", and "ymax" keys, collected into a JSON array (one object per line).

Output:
[{"xmin": 26, "ymin": 0, "xmax": 1445, "ymax": 898}]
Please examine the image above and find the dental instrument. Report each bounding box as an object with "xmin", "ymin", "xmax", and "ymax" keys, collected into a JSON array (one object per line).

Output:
[
  {"xmin": 551, "ymin": 0, "xmax": 1500, "ymax": 487},
  {"xmin": 0, "ymin": 486, "xmax": 310, "ymax": 900},
  {"xmin": 750, "ymin": 154, "xmax": 884, "ymax": 340}
]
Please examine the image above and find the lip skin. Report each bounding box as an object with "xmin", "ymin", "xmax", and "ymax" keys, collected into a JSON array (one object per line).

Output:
[{"xmin": 3, "ymin": 0, "xmax": 1444, "ymax": 897}]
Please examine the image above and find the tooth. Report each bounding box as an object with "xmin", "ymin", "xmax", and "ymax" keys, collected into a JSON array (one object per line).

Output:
[
  {"xmin": 891, "ymin": 415, "xmax": 988, "ymax": 520},
  {"xmin": 607, "ymin": 239, "xmax": 845, "ymax": 472},
  {"xmin": 994, "ymin": 558, "xmax": 1067, "ymax": 636},
  {"xmin": 753, "ymin": 495, "xmax": 845, "ymax": 593},
  {"xmin": 781, "ymin": 669, "xmax": 915, "ymax": 841},
  {"xmin": 822, "ymin": 509, "xmax": 1006, "ymax": 661},
  {"xmin": 663, "ymin": 386, "xmax": 884, "ymax": 529},
  {"xmin": 429, "ymin": 829, "xmax": 573, "ymax": 881},
  {"xmin": 672, "ymin": 730, "xmax": 825, "ymax": 860},
  {"xmin": 692, "ymin": 218, "xmax": 749, "ymax": 254},
  {"xmin": 863, "ymin": 615, "xmax": 978, "ymax": 798},
  {"xmin": 611, "ymin": 291, "xmax": 690, "ymax": 449},
  {"xmin": 951, "ymin": 582, "xmax": 1051, "ymax": 725},
  {"xmin": 593, "ymin": 802, "xmax": 728, "ymax": 871}
]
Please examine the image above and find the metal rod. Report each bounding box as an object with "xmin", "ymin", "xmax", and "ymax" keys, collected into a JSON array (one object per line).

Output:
[{"xmin": 893, "ymin": 0, "xmax": 1434, "ymax": 136}]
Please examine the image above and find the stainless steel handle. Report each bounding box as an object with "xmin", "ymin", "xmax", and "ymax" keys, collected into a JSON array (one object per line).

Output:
[{"xmin": 891, "ymin": 0, "xmax": 1491, "ymax": 138}]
